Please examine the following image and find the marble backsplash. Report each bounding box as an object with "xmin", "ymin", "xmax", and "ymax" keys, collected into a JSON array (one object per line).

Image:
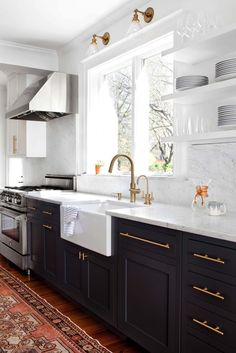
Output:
[{"xmin": 77, "ymin": 142, "xmax": 236, "ymax": 212}]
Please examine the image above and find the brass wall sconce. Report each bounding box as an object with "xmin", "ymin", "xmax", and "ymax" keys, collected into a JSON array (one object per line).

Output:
[
  {"xmin": 127, "ymin": 7, "xmax": 154, "ymax": 35},
  {"xmin": 87, "ymin": 32, "xmax": 110, "ymax": 56}
]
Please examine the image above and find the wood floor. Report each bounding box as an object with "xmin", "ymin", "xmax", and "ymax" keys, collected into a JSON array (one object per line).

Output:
[{"xmin": 0, "ymin": 255, "xmax": 147, "ymax": 353}]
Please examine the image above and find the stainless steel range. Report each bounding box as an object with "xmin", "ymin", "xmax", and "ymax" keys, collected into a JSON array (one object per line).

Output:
[
  {"xmin": 0, "ymin": 174, "xmax": 75, "ymax": 271},
  {"xmin": 0, "ymin": 189, "xmax": 28, "ymax": 270}
]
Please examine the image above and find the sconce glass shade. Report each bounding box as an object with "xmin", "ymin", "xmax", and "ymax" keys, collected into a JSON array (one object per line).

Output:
[
  {"xmin": 86, "ymin": 41, "xmax": 98, "ymax": 57},
  {"xmin": 127, "ymin": 16, "xmax": 142, "ymax": 35}
]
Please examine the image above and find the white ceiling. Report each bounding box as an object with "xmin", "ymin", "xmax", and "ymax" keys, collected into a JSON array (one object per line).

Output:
[{"xmin": 0, "ymin": 0, "xmax": 145, "ymax": 50}]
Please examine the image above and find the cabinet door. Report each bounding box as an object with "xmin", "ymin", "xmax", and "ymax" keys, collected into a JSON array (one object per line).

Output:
[
  {"xmin": 60, "ymin": 241, "xmax": 85, "ymax": 304},
  {"xmin": 27, "ymin": 217, "xmax": 43, "ymax": 275},
  {"xmin": 118, "ymin": 247, "xmax": 177, "ymax": 353},
  {"xmin": 83, "ymin": 251, "xmax": 116, "ymax": 325},
  {"xmin": 42, "ymin": 222, "xmax": 59, "ymax": 283},
  {"xmin": 7, "ymin": 120, "xmax": 26, "ymax": 156}
]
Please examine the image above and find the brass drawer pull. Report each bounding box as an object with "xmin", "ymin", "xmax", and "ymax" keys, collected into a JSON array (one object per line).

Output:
[
  {"xmin": 120, "ymin": 232, "xmax": 170, "ymax": 249},
  {"xmin": 28, "ymin": 206, "xmax": 36, "ymax": 211},
  {"xmin": 42, "ymin": 211, "xmax": 53, "ymax": 215},
  {"xmin": 193, "ymin": 285, "xmax": 225, "ymax": 300},
  {"xmin": 192, "ymin": 318, "xmax": 224, "ymax": 336},
  {"xmin": 43, "ymin": 224, "xmax": 52, "ymax": 230},
  {"xmin": 193, "ymin": 253, "xmax": 225, "ymax": 264}
]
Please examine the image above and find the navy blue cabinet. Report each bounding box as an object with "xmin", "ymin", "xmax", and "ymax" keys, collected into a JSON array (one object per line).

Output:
[
  {"xmin": 59, "ymin": 239, "xmax": 116, "ymax": 325},
  {"xmin": 182, "ymin": 233, "xmax": 236, "ymax": 353},
  {"xmin": 27, "ymin": 199, "xmax": 60, "ymax": 283},
  {"xmin": 116, "ymin": 218, "xmax": 181, "ymax": 353}
]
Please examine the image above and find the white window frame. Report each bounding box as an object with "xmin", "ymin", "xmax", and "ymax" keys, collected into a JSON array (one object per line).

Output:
[{"xmin": 81, "ymin": 32, "xmax": 186, "ymax": 178}]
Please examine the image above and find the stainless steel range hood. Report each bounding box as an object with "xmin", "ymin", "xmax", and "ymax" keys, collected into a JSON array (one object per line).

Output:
[{"xmin": 6, "ymin": 72, "xmax": 78, "ymax": 121}]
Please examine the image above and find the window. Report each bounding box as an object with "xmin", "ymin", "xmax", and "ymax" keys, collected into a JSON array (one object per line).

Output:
[{"xmin": 87, "ymin": 34, "xmax": 174, "ymax": 176}]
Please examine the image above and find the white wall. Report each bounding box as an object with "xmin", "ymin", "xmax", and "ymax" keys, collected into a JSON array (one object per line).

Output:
[
  {"xmin": 0, "ymin": 86, "xmax": 6, "ymax": 186},
  {"xmin": 56, "ymin": 0, "xmax": 236, "ymax": 212}
]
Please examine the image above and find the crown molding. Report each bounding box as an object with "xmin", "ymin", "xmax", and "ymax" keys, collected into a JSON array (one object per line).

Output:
[{"xmin": 0, "ymin": 39, "xmax": 57, "ymax": 55}]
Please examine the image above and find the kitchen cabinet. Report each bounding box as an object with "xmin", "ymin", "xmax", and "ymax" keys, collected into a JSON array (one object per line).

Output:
[
  {"xmin": 8, "ymin": 119, "xmax": 46, "ymax": 157},
  {"xmin": 116, "ymin": 218, "xmax": 181, "ymax": 353},
  {"xmin": 27, "ymin": 199, "xmax": 60, "ymax": 283},
  {"xmin": 7, "ymin": 73, "xmax": 46, "ymax": 157},
  {"xmin": 182, "ymin": 233, "xmax": 236, "ymax": 353},
  {"xmin": 59, "ymin": 239, "xmax": 116, "ymax": 325},
  {"xmin": 27, "ymin": 216, "xmax": 44, "ymax": 275},
  {"xmin": 27, "ymin": 197, "xmax": 116, "ymax": 325}
]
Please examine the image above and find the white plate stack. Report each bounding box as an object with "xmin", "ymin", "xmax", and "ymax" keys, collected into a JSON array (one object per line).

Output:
[
  {"xmin": 218, "ymin": 105, "xmax": 236, "ymax": 128},
  {"xmin": 215, "ymin": 58, "xmax": 236, "ymax": 81},
  {"xmin": 176, "ymin": 75, "xmax": 208, "ymax": 91}
]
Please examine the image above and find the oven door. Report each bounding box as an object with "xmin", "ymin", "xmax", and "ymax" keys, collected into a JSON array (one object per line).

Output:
[{"xmin": 0, "ymin": 207, "xmax": 27, "ymax": 255}]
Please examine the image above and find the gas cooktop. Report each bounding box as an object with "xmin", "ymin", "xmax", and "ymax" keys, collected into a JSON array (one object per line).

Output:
[{"xmin": 4, "ymin": 185, "xmax": 66, "ymax": 192}]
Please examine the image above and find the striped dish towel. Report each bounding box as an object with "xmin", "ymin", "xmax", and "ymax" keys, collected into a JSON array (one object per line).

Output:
[{"xmin": 61, "ymin": 205, "xmax": 80, "ymax": 237}]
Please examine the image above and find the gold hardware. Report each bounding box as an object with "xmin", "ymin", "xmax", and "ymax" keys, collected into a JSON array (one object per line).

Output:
[
  {"xmin": 28, "ymin": 206, "xmax": 36, "ymax": 211},
  {"xmin": 193, "ymin": 286, "xmax": 225, "ymax": 300},
  {"xmin": 108, "ymin": 154, "xmax": 140, "ymax": 202},
  {"xmin": 82, "ymin": 253, "xmax": 88, "ymax": 261},
  {"xmin": 90, "ymin": 32, "xmax": 110, "ymax": 46},
  {"xmin": 13, "ymin": 135, "xmax": 17, "ymax": 154},
  {"xmin": 117, "ymin": 192, "xmax": 122, "ymax": 200},
  {"xmin": 193, "ymin": 253, "xmax": 225, "ymax": 264},
  {"xmin": 42, "ymin": 211, "xmax": 53, "ymax": 215},
  {"xmin": 132, "ymin": 7, "xmax": 154, "ymax": 23},
  {"xmin": 112, "ymin": 192, "xmax": 122, "ymax": 200},
  {"xmin": 192, "ymin": 318, "xmax": 224, "ymax": 336},
  {"xmin": 120, "ymin": 232, "xmax": 170, "ymax": 249},
  {"xmin": 43, "ymin": 224, "xmax": 52, "ymax": 230},
  {"xmin": 137, "ymin": 175, "xmax": 154, "ymax": 205}
]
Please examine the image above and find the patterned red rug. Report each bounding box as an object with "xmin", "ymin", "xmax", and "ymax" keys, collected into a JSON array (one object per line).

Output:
[{"xmin": 0, "ymin": 266, "xmax": 111, "ymax": 353}]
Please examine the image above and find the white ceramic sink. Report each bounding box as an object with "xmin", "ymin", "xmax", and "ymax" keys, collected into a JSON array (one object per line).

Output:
[{"xmin": 61, "ymin": 200, "xmax": 141, "ymax": 256}]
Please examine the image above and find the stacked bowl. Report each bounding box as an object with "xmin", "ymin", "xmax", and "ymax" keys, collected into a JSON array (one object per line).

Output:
[
  {"xmin": 215, "ymin": 58, "xmax": 236, "ymax": 81},
  {"xmin": 218, "ymin": 105, "xmax": 236, "ymax": 128},
  {"xmin": 176, "ymin": 75, "xmax": 208, "ymax": 91}
]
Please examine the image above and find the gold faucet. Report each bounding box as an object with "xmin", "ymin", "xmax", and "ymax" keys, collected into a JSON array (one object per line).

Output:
[
  {"xmin": 108, "ymin": 154, "xmax": 140, "ymax": 202},
  {"xmin": 137, "ymin": 174, "xmax": 153, "ymax": 205}
]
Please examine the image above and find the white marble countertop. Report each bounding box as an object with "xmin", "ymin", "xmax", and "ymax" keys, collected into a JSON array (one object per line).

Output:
[
  {"xmin": 26, "ymin": 191, "xmax": 236, "ymax": 243},
  {"xmin": 107, "ymin": 203, "xmax": 236, "ymax": 243},
  {"xmin": 26, "ymin": 191, "xmax": 109, "ymax": 204},
  {"xmin": 25, "ymin": 190, "xmax": 140, "ymax": 205}
]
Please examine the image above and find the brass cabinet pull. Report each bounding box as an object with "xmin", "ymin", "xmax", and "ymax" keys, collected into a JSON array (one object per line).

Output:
[
  {"xmin": 120, "ymin": 232, "xmax": 170, "ymax": 249},
  {"xmin": 28, "ymin": 206, "xmax": 36, "ymax": 211},
  {"xmin": 193, "ymin": 285, "xmax": 225, "ymax": 300},
  {"xmin": 82, "ymin": 253, "xmax": 88, "ymax": 261},
  {"xmin": 78, "ymin": 251, "xmax": 88, "ymax": 261},
  {"xmin": 43, "ymin": 224, "xmax": 52, "ymax": 230},
  {"xmin": 192, "ymin": 318, "xmax": 224, "ymax": 336},
  {"xmin": 42, "ymin": 211, "xmax": 53, "ymax": 215},
  {"xmin": 193, "ymin": 253, "xmax": 225, "ymax": 264}
]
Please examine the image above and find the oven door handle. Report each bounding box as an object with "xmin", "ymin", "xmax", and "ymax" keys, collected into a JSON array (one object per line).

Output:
[{"xmin": 0, "ymin": 209, "xmax": 25, "ymax": 221}]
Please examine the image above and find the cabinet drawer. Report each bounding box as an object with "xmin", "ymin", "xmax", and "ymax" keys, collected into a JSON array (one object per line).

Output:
[
  {"xmin": 27, "ymin": 198, "xmax": 40, "ymax": 217},
  {"xmin": 185, "ymin": 302, "xmax": 236, "ymax": 353},
  {"xmin": 118, "ymin": 219, "xmax": 178, "ymax": 259},
  {"xmin": 185, "ymin": 271, "xmax": 236, "ymax": 316},
  {"xmin": 40, "ymin": 202, "xmax": 60, "ymax": 223},
  {"xmin": 184, "ymin": 333, "xmax": 225, "ymax": 353},
  {"xmin": 186, "ymin": 238, "xmax": 236, "ymax": 278}
]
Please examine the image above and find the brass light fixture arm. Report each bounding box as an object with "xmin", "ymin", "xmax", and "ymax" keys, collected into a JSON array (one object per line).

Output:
[
  {"xmin": 134, "ymin": 7, "xmax": 154, "ymax": 23},
  {"xmin": 93, "ymin": 32, "xmax": 110, "ymax": 45}
]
